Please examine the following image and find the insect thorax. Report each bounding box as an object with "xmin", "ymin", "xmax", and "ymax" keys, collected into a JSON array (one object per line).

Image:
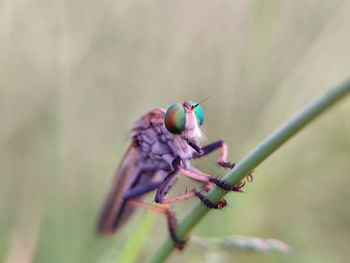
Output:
[{"xmin": 132, "ymin": 109, "xmax": 194, "ymax": 170}]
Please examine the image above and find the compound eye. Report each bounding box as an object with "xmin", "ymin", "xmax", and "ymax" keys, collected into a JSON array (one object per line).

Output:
[
  {"xmin": 164, "ymin": 103, "xmax": 186, "ymax": 134},
  {"xmin": 189, "ymin": 101, "xmax": 204, "ymax": 126}
]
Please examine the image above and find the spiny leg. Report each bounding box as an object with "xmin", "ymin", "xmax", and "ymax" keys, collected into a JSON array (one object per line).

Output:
[
  {"xmin": 155, "ymin": 171, "xmax": 178, "ymax": 203},
  {"xmin": 127, "ymin": 199, "xmax": 185, "ymax": 249},
  {"xmin": 123, "ymin": 181, "xmax": 162, "ymax": 200},
  {"xmin": 153, "ymin": 171, "xmax": 194, "ymax": 248},
  {"xmin": 191, "ymin": 140, "xmax": 235, "ymax": 169},
  {"xmin": 121, "ymin": 171, "xmax": 199, "ymax": 248},
  {"xmin": 149, "ymin": 168, "xmax": 228, "ymax": 208},
  {"xmin": 186, "ymin": 166, "xmax": 214, "ymax": 192},
  {"xmin": 119, "ymin": 172, "xmax": 188, "ymax": 249},
  {"xmin": 153, "ymin": 170, "xmax": 229, "ymax": 248},
  {"xmin": 177, "ymin": 167, "xmax": 244, "ymax": 192},
  {"xmin": 184, "ymin": 166, "xmax": 246, "ymax": 193},
  {"xmin": 153, "ymin": 169, "xmax": 228, "ymax": 209},
  {"xmin": 122, "ymin": 169, "xmax": 226, "ymax": 248},
  {"xmin": 193, "ymin": 190, "xmax": 227, "ymax": 209},
  {"xmin": 127, "ymin": 199, "xmax": 186, "ymax": 248},
  {"xmin": 157, "ymin": 191, "xmax": 226, "ymax": 249},
  {"xmin": 158, "ymin": 190, "xmax": 196, "ymax": 204},
  {"xmin": 122, "ymin": 181, "xmax": 187, "ymax": 249},
  {"xmin": 190, "ymin": 140, "xmax": 254, "ymax": 181},
  {"xmin": 157, "ymin": 188, "xmax": 227, "ymax": 209},
  {"xmin": 155, "ymin": 190, "xmax": 228, "ymax": 248}
]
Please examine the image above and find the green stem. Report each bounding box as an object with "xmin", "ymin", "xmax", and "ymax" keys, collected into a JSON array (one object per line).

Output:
[{"xmin": 150, "ymin": 78, "xmax": 350, "ymax": 263}]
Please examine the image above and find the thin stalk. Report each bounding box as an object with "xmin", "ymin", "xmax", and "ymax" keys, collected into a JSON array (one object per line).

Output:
[{"xmin": 150, "ymin": 78, "xmax": 350, "ymax": 263}]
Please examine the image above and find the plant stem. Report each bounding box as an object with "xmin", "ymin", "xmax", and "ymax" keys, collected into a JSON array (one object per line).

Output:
[
  {"xmin": 117, "ymin": 212, "xmax": 155, "ymax": 263},
  {"xmin": 149, "ymin": 78, "xmax": 350, "ymax": 263}
]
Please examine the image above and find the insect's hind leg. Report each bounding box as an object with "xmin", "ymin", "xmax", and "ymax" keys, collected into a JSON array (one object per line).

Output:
[
  {"xmin": 122, "ymin": 177, "xmax": 193, "ymax": 248},
  {"xmin": 152, "ymin": 169, "xmax": 228, "ymax": 248},
  {"xmin": 122, "ymin": 171, "xmax": 201, "ymax": 249},
  {"xmin": 154, "ymin": 169, "xmax": 227, "ymax": 208},
  {"xmin": 123, "ymin": 182, "xmax": 162, "ymax": 200},
  {"xmin": 127, "ymin": 199, "xmax": 187, "ymax": 249},
  {"xmin": 152, "ymin": 191, "xmax": 226, "ymax": 249}
]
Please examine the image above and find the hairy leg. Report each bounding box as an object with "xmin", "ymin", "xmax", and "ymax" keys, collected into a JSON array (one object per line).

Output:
[
  {"xmin": 191, "ymin": 140, "xmax": 234, "ymax": 168},
  {"xmin": 190, "ymin": 140, "xmax": 253, "ymax": 181},
  {"xmin": 123, "ymin": 181, "xmax": 162, "ymax": 200},
  {"xmin": 150, "ymin": 169, "xmax": 229, "ymax": 248},
  {"xmin": 177, "ymin": 167, "xmax": 244, "ymax": 192},
  {"xmin": 127, "ymin": 200, "xmax": 185, "ymax": 248}
]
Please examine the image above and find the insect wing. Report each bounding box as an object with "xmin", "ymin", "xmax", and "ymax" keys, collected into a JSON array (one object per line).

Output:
[
  {"xmin": 98, "ymin": 108, "xmax": 169, "ymax": 235},
  {"xmin": 97, "ymin": 144, "xmax": 143, "ymax": 234}
]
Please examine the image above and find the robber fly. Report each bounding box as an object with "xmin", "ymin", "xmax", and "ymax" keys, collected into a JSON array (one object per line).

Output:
[{"xmin": 97, "ymin": 100, "xmax": 251, "ymax": 249}]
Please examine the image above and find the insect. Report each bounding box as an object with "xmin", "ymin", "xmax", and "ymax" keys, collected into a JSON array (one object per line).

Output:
[{"xmin": 97, "ymin": 100, "xmax": 252, "ymax": 249}]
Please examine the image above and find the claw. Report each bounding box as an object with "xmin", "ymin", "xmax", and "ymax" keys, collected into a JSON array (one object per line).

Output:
[
  {"xmin": 202, "ymin": 182, "xmax": 214, "ymax": 192},
  {"xmin": 194, "ymin": 190, "xmax": 227, "ymax": 209},
  {"xmin": 217, "ymin": 198, "xmax": 227, "ymax": 209},
  {"xmin": 166, "ymin": 209, "xmax": 188, "ymax": 249},
  {"xmin": 235, "ymin": 180, "xmax": 245, "ymax": 188},
  {"xmin": 209, "ymin": 177, "xmax": 243, "ymax": 192},
  {"xmin": 246, "ymin": 173, "xmax": 253, "ymax": 182},
  {"xmin": 217, "ymin": 161, "xmax": 235, "ymax": 169},
  {"xmin": 174, "ymin": 236, "xmax": 189, "ymax": 250}
]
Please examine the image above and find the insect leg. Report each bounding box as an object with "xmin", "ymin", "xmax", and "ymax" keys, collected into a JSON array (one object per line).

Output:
[
  {"xmin": 127, "ymin": 199, "xmax": 169, "ymax": 213},
  {"xmin": 155, "ymin": 171, "xmax": 178, "ymax": 203},
  {"xmin": 191, "ymin": 140, "xmax": 234, "ymax": 168},
  {"xmin": 121, "ymin": 169, "xmax": 193, "ymax": 249},
  {"xmin": 156, "ymin": 186, "xmax": 226, "ymax": 208},
  {"xmin": 127, "ymin": 199, "xmax": 187, "ymax": 249},
  {"xmin": 190, "ymin": 140, "xmax": 253, "ymax": 182},
  {"xmin": 158, "ymin": 191, "xmax": 196, "ymax": 204},
  {"xmin": 155, "ymin": 190, "xmax": 227, "ymax": 249},
  {"xmin": 177, "ymin": 167, "xmax": 244, "ymax": 192},
  {"xmin": 153, "ymin": 168, "xmax": 226, "ymax": 206},
  {"xmin": 149, "ymin": 165, "xmax": 229, "ymax": 209},
  {"xmin": 152, "ymin": 168, "xmax": 227, "ymax": 248},
  {"xmin": 160, "ymin": 189, "xmax": 228, "ymax": 209},
  {"xmin": 152, "ymin": 171, "xmax": 189, "ymax": 248},
  {"xmin": 123, "ymin": 182, "xmax": 162, "ymax": 200}
]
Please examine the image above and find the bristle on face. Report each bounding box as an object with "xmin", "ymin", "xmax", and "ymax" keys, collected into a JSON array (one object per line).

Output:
[{"xmin": 182, "ymin": 101, "xmax": 207, "ymax": 144}]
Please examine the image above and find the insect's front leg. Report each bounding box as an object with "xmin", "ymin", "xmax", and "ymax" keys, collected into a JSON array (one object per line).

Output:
[
  {"xmin": 190, "ymin": 140, "xmax": 253, "ymax": 182},
  {"xmin": 191, "ymin": 140, "xmax": 233, "ymax": 168}
]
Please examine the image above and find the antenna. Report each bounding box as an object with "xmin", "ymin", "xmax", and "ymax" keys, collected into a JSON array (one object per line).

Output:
[{"xmin": 194, "ymin": 96, "xmax": 211, "ymax": 108}]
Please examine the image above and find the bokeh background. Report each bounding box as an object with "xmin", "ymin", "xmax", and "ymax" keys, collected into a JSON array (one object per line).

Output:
[{"xmin": 1, "ymin": 1, "xmax": 350, "ymax": 262}]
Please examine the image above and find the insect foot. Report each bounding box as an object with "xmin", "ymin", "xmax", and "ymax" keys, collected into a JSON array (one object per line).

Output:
[
  {"xmin": 166, "ymin": 209, "xmax": 189, "ymax": 250},
  {"xmin": 202, "ymin": 182, "xmax": 214, "ymax": 192},
  {"xmin": 194, "ymin": 190, "xmax": 227, "ymax": 209},
  {"xmin": 209, "ymin": 177, "xmax": 244, "ymax": 192},
  {"xmin": 235, "ymin": 180, "xmax": 246, "ymax": 188},
  {"xmin": 217, "ymin": 161, "xmax": 235, "ymax": 169},
  {"xmin": 246, "ymin": 172, "xmax": 254, "ymax": 182}
]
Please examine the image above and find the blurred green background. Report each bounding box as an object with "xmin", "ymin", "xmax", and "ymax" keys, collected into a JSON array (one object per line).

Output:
[{"xmin": 1, "ymin": 1, "xmax": 349, "ymax": 262}]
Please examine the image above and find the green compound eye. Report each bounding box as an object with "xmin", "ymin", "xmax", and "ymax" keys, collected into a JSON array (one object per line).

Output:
[
  {"xmin": 189, "ymin": 101, "xmax": 204, "ymax": 126},
  {"xmin": 164, "ymin": 103, "xmax": 186, "ymax": 134}
]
